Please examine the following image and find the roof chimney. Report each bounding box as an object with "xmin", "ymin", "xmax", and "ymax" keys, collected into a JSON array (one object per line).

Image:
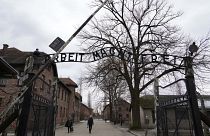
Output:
[
  {"xmin": 3, "ymin": 44, "xmax": 9, "ymax": 50},
  {"xmin": 2, "ymin": 44, "xmax": 9, "ymax": 55}
]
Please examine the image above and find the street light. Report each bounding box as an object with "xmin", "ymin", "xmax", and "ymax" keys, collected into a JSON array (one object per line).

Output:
[{"xmin": 185, "ymin": 42, "xmax": 204, "ymax": 136}]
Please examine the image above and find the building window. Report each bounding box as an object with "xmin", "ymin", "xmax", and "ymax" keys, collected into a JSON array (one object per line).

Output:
[
  {"xmin": 57, "ymin": 86, "xmax": 60, "ymax": 99},
  {"xmin": 145, "ymin": 115, "xmax": 149, "ymax": 124},
  {"xmin": 126, "ymin": 114, "xmax": 129, "ymax": 118},
  {"xmin": 47, "ymin": 65, "xmax": 51, "ymax": 71},
  {"xmin": 119, "ymin": 114, "xmax": 122, "ymax": 118},
  {"xmin": 41, "ymin": 75, "xmax": 45, "ymax": 90},
  {"xmin": 48, "ymin": 80, "xmax": 51, "ymax": 94},
  {"xmin": 60, "ymin": 107, "xmax": 62, "ymax": 117},
  {"xmin": 65, "ymin": 91, "xmax": 68, "ymax": 101},
  {"xmin": 0, "ymin": 79, "xmax": 7, "ymax": 87},
  {"xmin": 33, "ymin": 80, "xmax": 37, "ymax": 91},
  {"xmin": 0, "ymin": 98, "xmax": 3, "ymax": 106},
  {"xmin": 61, "ymin": 89, "xmax": 63, "ymax": 100},
  {"xmin": 64, "ymin": 91, "xmax": 65, "ymax": 101}
]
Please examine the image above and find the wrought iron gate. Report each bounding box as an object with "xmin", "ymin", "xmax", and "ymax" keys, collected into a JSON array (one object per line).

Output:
[
  {"xmin": 16, "ymin": 75, "xmax": 56, "ymax": 136},
  {"xmin": 156, "ymin": 56, "xmax": 205, "ymax": 136},
  {"xmin": 157, "ymin": 94, "xmax": 194, "ymax": 136}
]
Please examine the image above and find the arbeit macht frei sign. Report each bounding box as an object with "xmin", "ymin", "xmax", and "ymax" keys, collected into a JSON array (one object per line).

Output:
[{"xmin": 47, "ymin": 47, "xmax": 184, "ymax": 66}]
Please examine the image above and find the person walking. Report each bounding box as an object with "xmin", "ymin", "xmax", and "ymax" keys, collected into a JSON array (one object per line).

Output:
[
  {"xmin": 65, "ymin": 118, "xmax": 73, "ymax": 133},
  {"xmin": 87, "ymin": 115, "xmax": 94, "ymax": 134}
]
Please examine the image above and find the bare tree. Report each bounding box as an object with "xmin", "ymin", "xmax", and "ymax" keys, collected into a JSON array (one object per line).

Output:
[
  {"xmin": 79, "ymin": 0, "xmax": 210, "ymax": 128},
  {"xmin": 85, "ymin": 57, "xmax": 128, "ymax": 121}
]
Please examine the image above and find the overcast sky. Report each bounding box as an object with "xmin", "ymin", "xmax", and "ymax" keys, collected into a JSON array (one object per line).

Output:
[{"xmin": 1, "ymin": 0, "xmax": 210, "ymax": 106}]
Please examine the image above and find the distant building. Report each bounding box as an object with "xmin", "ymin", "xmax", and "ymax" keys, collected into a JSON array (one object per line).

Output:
[
  {"xmin": 56, "ymin": 78, "xmax": 74, "ymax": 125},
  {"xmin": 103, "ymin": 104, "xmax": 110, "ymax": 121},
  {"xmin": 80, "ymin": 103, "xmax": 93, "ymax": 120},
  {"xmin": 58, "ymin": 78, "xmax": 79, "ymax": 123},
  {"xmin": 139, "ymin": 95, "xmax": 210, "ymax": 129},
  {"xmin": 74, "ymin": 92, "xmax": 82, "ymax": 122},
  {"xmin": 139, "ymin": 95, "xmax": 155, "ymax": 129},
  {"xmin": 103, "ymin": 98, "xmax": 130, "ymax": 124}
]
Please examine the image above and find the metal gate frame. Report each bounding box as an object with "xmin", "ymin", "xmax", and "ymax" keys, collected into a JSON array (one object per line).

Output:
[
  {"xmin": 156, "ymin": 56, "xmax": 204, "ymax": 136},
  {"xmin": 16, "ymin": 74, "xmax": 56, "ymax": 136},
  {"xmin": 157, "ymin": 94, "xmax": 194, "ymax": 136}
]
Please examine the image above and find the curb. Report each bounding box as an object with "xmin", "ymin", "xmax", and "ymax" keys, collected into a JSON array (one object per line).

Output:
[{"xmin": 128, "ymin": 130, "xmax": 139, "ymax": 136}]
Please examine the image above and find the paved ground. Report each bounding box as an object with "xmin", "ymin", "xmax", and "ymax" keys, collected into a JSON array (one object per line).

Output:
[{"xmin": 55, "ymin": 119, "xmax": 134, "ymax": 136}]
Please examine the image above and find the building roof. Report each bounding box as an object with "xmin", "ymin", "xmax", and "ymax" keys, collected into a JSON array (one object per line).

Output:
[
  {"xmin": 75, "ymin": 92, "xmax": 82, "ymax": 100},
  {"xmin": 58, "ymin": 78, "xmax": 72, "ymax": 93},
  {"xmin": 139, "ymin": 95, "xmax": 155, "ymax": 109},
  {"xmin": 0, "ymin": 57, "xmax": 18, "ymax": 76},
  {"xmin": 81, "ymin": 103, "xmax": 93, "ymax": 110},
  {"xmin": 103, "ymin": 98, "xmax": 130, "ymax": 112},
  {"xmin": 0, "ymin": 47, "xmax": 32, "ymax": 64},
  {"xmin": 59, "ymin": 78, "xmax": 78, "ymax": 88},
  {"xmin": 103, "ymin": 103, "xmax": 110, "ymax": 112},
  {"xmin": 115, "ymin": 98, "xmax": 130, "ymax": 105},
  {"xmin": 0, "ymin": 46, "xmax": 58, "ymax": 77}
]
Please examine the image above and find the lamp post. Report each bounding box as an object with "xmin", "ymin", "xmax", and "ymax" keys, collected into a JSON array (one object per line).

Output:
[{"xmin": 185, "ymin": 42, "xmax": 203, "ymax": 136}]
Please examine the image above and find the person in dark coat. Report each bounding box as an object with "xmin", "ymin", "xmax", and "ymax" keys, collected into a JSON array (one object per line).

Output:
[
  {"xmin": 65, "ymin": 118, "xmax": 73, "ymax": 133},
  {"xmin": 87, "ymin": 115, "xmax": 94, "ymax": 133}
]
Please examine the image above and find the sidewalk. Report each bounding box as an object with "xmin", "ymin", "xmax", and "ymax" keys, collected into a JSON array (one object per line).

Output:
[
  {"xmin": 55, "ymin": 120, "xmax": 134, "ymax": 136},
  {"xmin": 112, "ymin": 123, "xmax": 156, "ymax": 136},
  {"xmin": 128, "ymin": 129, "xmax": 156, "ymax": 136}
]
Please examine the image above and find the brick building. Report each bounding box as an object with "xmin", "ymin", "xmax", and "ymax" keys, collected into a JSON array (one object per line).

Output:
[
  {"xmin": 74, "ymin": 92, "xmax": 82, "ymax": 122},
  {"xmin": 103, "ymin": 98, "xmax": 130, "ymax": 124},
  {"xmin": 0, "ymin": 45, "xmax": 57, "ymax": 111},
  {"xmin": 0, "ymin": 57, "xmax": 18, "ymax": 112},
  {"xmin": 80, "ymin": 103, "xmax": 93, "ymax": 120},
  {"xmin": 0, "ymin": 45, "xmax": 83, "ymax": 133},
  {"xmin": 0, "ymin": 45, "xmax": 58, "ymax": 132},
  {"xmin": 58, "ymin": 78, "xmax": 79, "ymax": 123},
  {"xmin": 56, "ymin": 78, "xmax": 72, "ymax": 125}
]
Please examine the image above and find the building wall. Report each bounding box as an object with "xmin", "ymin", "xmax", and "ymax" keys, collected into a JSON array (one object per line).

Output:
[
  {"xmin": 166, "ymin": 108, "xmax": 191, "ymax": 130},
  {"xmin": 56, "ymin": 83, "xmax": 71, "ymax": 125},
  {"xmin": 0, "ymin": 57, "xmax": 57, "ymax": 131},
  {"xmin": 0, "ymin": 79, "xmax": 20, "ymax": 113},
  {"xmin": 116, "ymin": 101, "xmax": 130, "ymax": 124},
  {"xmin": 103, "ymin": 106, "xmax": 110, "ymax": 120},
  {"xmin": 80, "ymin": 103, "xmax": 92, "ymax": 120},
  {"xmin": 103, "ymin": 99, "xmax": 131, "ymax": 124},
  {"xmin": 56, "ymin": 79, "xmax": 79, "ymax": 124},
  {"xmin": 0, "ymin": 46, "xmax": 81, "ymax": 130},
  {"xmin": 74, "ymin": 97, "xmax": 81, "ymax": 122},
  {"xmin": 68, "ymin": 86, "xmax": 75, "ymax": 121},
  {"xmin": 32, "ymin": 65, "xmax": 55, "ymax": 101},
  {"xmin": 140, "ymin": 107, "xmax": 155, "ymax": 129}
]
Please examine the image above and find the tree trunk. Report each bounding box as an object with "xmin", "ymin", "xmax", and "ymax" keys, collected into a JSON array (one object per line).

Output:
[
  {"xmin": 109, "ymin": 95, "xmax": 113, "ymax": 122},
  {"xmin": 130, "ymin": 90, "xmax": 141, "ymax": 129}
]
